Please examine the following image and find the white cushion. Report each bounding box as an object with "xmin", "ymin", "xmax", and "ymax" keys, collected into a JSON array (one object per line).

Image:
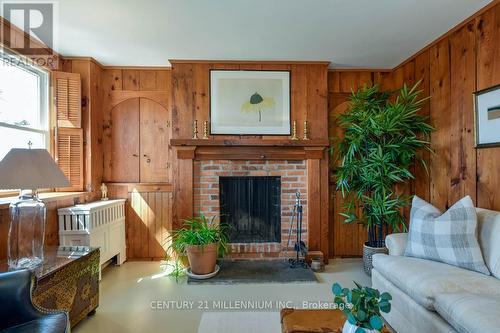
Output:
[
  {"xmin": 405, "ymin": 196, "xmax": 490, "ymax": 275},
  {"xmin": 372, "ymin": 254, "xmax": 500, "ymax": 311},
  {"xmin": 477, "ymin": 208, "xmax": 500, "ymax": 279},
  {"xmin": 372, "ymin": 269, "xmax": 457, "ymax": 333},
  {"xmin": 385, "ymin": 233, "xmax": 408, "ymax": 256},
  {"xmin": 434, "ymin": 293, "xmax": 500, "ymax": 333}
]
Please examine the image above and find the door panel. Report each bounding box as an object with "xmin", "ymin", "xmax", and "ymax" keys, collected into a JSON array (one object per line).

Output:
[
  {"xmin": 140, "ymin": 98, "xmax": 170, "ymax": 182},
  {"xmin": 109, "ymin": 98, "xmax": 140, "ymax": 182},
  {"xmin": 126, "ymin": 190, "xmax": 173, "ymax": 259}
]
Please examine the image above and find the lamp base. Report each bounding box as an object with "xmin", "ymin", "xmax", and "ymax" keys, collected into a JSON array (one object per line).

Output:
[
  {"xmin": 8, "ymin": 190, "xmax": 46, "ymax": 270},
  {"xmin": 10, "ymin": 257, "xmax": 43, "ymax": 270}
]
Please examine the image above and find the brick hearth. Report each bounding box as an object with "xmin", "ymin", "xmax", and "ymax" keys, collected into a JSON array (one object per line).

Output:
[{"xmin": 193, "ymin": 160, "xmax": 308, "ymax": 259}]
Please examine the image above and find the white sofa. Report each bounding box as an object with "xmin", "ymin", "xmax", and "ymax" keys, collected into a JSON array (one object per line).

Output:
[{"xmin": 372, "ymin": 208, "xmax": 500, "ymax": 333}]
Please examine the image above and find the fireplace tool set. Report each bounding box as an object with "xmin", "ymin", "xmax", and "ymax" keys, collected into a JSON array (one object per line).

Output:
[{"xmin": 285, "ymin": 191, "xmax": 308, "ymax": 268}]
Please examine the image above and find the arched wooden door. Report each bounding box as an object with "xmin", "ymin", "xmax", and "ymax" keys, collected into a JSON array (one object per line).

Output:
[{"xmin": 106, "ymin": 98, "xmax": 170, "ymax": 183}]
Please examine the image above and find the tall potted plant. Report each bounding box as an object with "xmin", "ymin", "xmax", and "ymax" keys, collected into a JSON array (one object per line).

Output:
[
  {"xmin": 334, "ymin": 83, "xmax": 433, "ymax": 275},
  {"xmin": 169, "ymin": 214, "xmax": 228, "ymax": 276}
]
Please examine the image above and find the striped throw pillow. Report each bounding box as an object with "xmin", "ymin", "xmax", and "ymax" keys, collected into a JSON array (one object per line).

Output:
[{"xmin": 404, "ymin": 195, "xmax": 490, "ymax": 275}]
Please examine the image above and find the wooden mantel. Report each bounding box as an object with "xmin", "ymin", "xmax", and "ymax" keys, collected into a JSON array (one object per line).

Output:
[
  {"xmin": 170, "ymin": 139, "xmax": 329, "ymax": 147},
  {"xmin": 171, "ymin": 139, "xmax": 328, "ymax": 161}
]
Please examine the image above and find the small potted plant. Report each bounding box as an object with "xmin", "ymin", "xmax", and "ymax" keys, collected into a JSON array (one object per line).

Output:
[
  {"xmin": 332, "ymin": 281, "xmax": 392, "ymax": 333},
  {"xmin": 169, "ymin": 214, "xmax": 228, "ymax": 276}
]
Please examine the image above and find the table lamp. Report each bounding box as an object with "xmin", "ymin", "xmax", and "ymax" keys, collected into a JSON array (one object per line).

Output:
[{"xmin": 0, "ymin": 148, "xmax": 70, "ymax": 269}]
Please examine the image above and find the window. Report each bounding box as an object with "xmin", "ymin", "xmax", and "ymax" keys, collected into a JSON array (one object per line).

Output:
[{"xmin": 0, "ymin": 50, "xmax": 49, "ymax": 160}]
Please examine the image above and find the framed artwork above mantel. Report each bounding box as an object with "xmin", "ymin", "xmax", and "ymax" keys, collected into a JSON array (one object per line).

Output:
[{"xmin": 209, "ymin": 70, "xmax": 291, "ymax": 135}]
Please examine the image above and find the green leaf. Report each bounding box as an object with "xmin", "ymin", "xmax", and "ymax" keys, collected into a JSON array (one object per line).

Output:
[
  {"xmin": 357, "ymin": 310, "xmax": 366, "ymax": 322},
  {"xmin": 347, "ymin": 313, "xmax": 357, "ymax": 325},
  {"xmin": 370, "ymin": 316, "xmax": 383, "ymax": 330},
  {"xmin": 332, "ymin": 283, "xmax": 343, "ymax": 296},
  {"xmin": 351, "ymin": 290, "xmax": 361, "ymax": 304},
  {"xmin": 347, "ymin": 291, "xmax": 353, "ymax": 303},
  {"xmin": 380, "ymin": 302, "xmax": 391, "ymax": 313},
  {"xmin": 380, "ymin": 292, "xmax": 392, "ymax": 301}
]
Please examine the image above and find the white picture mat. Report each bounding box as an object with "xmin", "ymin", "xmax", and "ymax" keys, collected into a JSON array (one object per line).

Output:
[
  {"xmin": 210, "ymin": 70, "xmax": 290, "ymax": 135},
  {"xmin": 476, "ymin": 87, "xmax": 500, "ymax": 145}
]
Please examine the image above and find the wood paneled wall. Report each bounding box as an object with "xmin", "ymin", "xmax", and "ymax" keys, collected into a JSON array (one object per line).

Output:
[
  {"xmin": 329, "ymin": 1, "xmax": 500, "ymax": 257},
  {"xmin": 387, "ymin": 1, "xmax": 500, "ymax": 212},
  {"xmin": 170, "ymin": 60, "xmax": 329, "ymax": 141},
  {"xmin": 101, "ymin": 68, "xmax": 171, "ymax": 183},
  {"xmin": 100, "ymin": 67, "xmax": 173, "ymax": 260},
  {"xmin": 170, "ymin": 61, "xmax": 331, "ymax": 259},
  {"xmin": 61, "ymin": 58, "xmax": 104, "ymax": 197}
]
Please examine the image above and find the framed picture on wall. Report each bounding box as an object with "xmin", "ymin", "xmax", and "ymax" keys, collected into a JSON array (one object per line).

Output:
[
  {"xmin": 210, "ymin": 70, "xmax": 291, "ymax": 135},
  {"xmin": 474, "ymin": 84, "xmax": 500, "ymax": 148}
]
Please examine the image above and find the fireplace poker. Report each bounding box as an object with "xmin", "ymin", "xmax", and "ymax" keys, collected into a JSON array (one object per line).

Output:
[{"xmin": 286, "ymin": 191, "xmax": 308, "ymax": 268}]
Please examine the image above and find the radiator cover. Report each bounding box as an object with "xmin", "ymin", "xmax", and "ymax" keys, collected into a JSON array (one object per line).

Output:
[{"xmin": 58, "ymin": 199, "xmax": 126, "ymax": 275}]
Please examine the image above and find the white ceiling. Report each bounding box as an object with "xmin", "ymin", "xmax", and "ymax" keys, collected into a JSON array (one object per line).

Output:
[{"xmin": 51, "ymin": 0, "xmax": 493, "ymax": 68}]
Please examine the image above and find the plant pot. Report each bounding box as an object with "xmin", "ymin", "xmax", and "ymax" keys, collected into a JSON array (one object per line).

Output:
[
  {"xmin": 343, "ymin": 320, "xmax": 380, "ymax": 333},
  {"xmin": 363, "ymin": 242, "xmax": 388, "ymax": 276},
  {"xmin": 185, "ymin": 243, "xmax": 218, "ymax": 275}
]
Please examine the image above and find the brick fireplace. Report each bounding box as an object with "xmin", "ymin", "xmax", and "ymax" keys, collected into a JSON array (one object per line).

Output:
[
  {"xmin": 193, "ymin": 160, "xmax": 308, "ymax": 259},
  {"xmin": 171, "ymin": 139, "xmax": 330, "ymax": 263}
]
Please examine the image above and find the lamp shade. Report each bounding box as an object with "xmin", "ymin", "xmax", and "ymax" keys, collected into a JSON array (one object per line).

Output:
[{"xmin": 0, "ymin": 149, "xmax": 70, "ymax": 189}]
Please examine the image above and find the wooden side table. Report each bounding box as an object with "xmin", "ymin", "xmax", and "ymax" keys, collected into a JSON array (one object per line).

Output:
[
  {"xmin": 280, "ymin": 308, "xmax": 391, "ymax": 333},
  {"xmin": 1, "ymin": 246, "xmax": 100, "ymax": 328}
]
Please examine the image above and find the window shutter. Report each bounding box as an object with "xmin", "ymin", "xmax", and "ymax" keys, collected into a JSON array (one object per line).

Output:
[
  {"xmin": 52, "ymin": 70, "xmax": 83, "ymax": 192},
  {"xmin": 52, "ymin": 71, "xmax": 81, "ymax": 128},
  {"xmin": 56, "ymin": 127, "xmax": 83, "ymax": 191}
]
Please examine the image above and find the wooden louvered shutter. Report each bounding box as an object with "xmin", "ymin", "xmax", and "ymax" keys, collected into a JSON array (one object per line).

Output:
[
  {"xmin": 52, "ymin": 72, "xmax": 81, "ymax": 128},
  {"xmin": 52, "ymin": 71, "xmax": 83, "ymax": 191},
  {"xmin": 56, "ymin": 128, "xmax": 83, "ymax": 191}
]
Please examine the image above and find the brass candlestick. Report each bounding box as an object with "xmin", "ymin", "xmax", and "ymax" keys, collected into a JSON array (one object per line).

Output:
[
  {"xmin": 290, "ymin": 121, "xmax": 299, "ymax": 140},
  {"xmin": 203, "ymin": 121, "xmax": 210, "ymax": 139},
  {"xmin": 303, "ymin": 120, "xmax": 310, "ymax": 140},
  {"xmin": 192, "ymin": 120, "xmax": 199, "ymax": 139}
]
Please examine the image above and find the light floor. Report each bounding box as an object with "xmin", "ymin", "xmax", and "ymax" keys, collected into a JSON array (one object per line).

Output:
[{"xmin": 74, "ymin": 259, "xmax": 369, "ymax": 333}]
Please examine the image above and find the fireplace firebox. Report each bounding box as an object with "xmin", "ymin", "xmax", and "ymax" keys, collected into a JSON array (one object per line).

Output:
[{"xmin": 219, "ymin": 176, "xmax": 281, "ymax": 243}]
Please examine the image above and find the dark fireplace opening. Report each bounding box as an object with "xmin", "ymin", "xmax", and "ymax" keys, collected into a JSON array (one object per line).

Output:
[{"xmin": 219, "ymin": 176, "xmax": 281, "ymax": 243}]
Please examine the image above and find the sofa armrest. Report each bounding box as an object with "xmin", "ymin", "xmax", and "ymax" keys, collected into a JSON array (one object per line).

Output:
[
  {"xmin": 385, "ymin": 233, "xmax": 408, "ymax": 256},
  {"xmin": 0, "ymin": 270, "xmax": 43, "ymax": 329}
]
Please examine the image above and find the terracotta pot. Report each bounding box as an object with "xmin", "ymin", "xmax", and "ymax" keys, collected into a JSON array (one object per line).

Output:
[{"xmin": 185, "ymin": 243, "xmax": 218, "ymax": 275}]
